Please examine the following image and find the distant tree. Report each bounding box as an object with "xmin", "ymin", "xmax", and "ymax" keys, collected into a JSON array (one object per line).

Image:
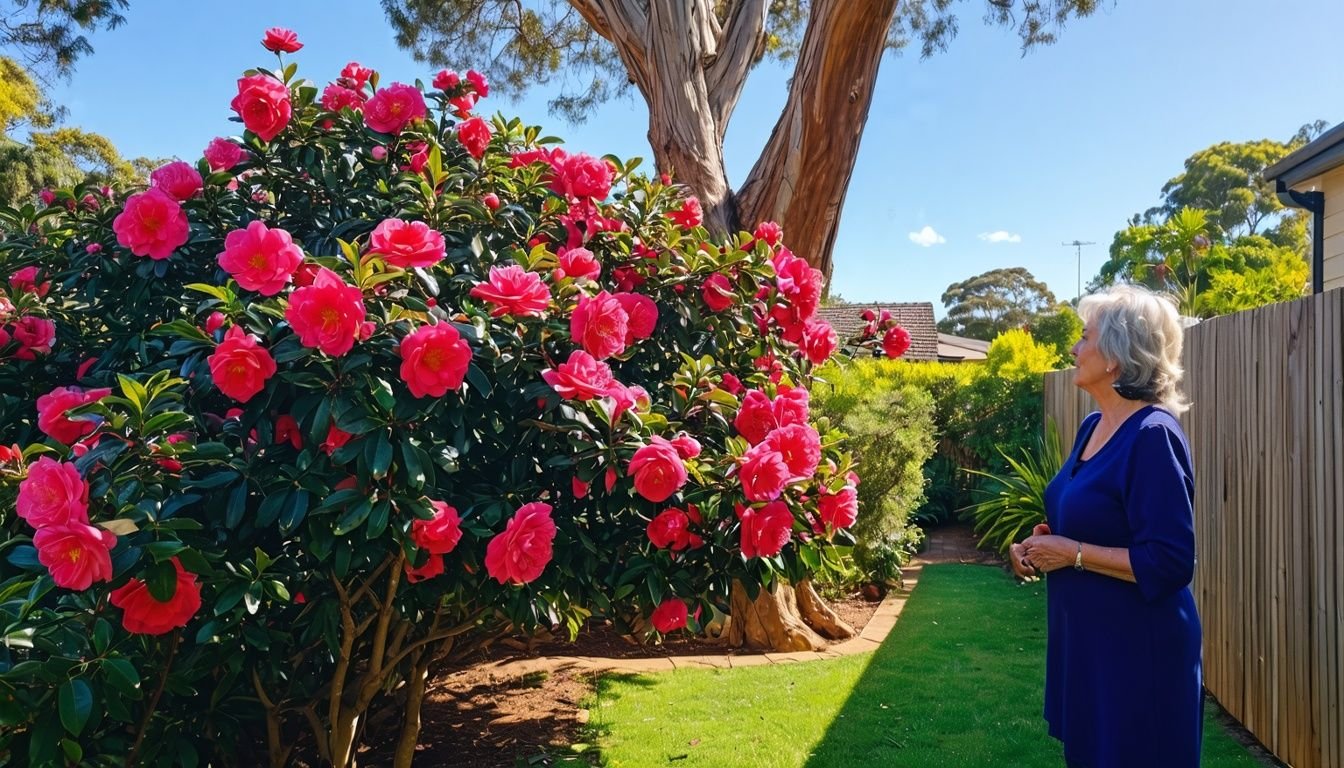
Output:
[
  {"xmin": 0, "ymin": 0, "xmax": 130, "ymax": 81},
  {"xmin": 937, "ymin": 267, "xmax": 1056, "ymax": 341},
  {"xmin": 1029, "ymin": 303, "xmax": 1082, "ymax": 366},
  {"xmin": 984, "ymin": 328, "xmax": 1058, "ymax": 381},
  {"xmin": 0, "ymin": 56, "xmax": 60, "ymax": 133},
  {"xmin": 381, "ymin": 0, "xmax": 1107, "ymax": 279}
]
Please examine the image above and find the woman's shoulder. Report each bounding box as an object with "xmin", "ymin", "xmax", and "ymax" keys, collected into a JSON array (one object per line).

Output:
[
  {"xmin": 1130, "ymin": 406, "xmax": 1191, "ymax": 456},
  {"xmin": 1135, "ymin": 405, "xmax": 1184, "ymax": 434}
]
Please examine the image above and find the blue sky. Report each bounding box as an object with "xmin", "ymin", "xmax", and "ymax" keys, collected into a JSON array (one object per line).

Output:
[{"xmin": 44, "ymin": 0, "xmax": 1344, "ymax": 316}]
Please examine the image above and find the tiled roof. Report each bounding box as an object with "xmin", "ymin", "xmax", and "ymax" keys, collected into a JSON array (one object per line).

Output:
[{"xmin": 814, "ymin": 302, "xmax": 939, "ymax": 361}]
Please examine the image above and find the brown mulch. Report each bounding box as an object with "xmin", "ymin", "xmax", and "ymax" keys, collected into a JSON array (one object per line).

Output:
[{"xmin": 369, "ymin": 591, "xmax": 882, "ymax": 767}]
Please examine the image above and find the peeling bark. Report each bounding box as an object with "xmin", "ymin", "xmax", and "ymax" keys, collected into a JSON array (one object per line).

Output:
[
  {"xmin": 795, "ymin": 578, "xmax": 855, "ymax": 640},
  {"xmin": 725, "ymin": 579, "xmax": 827, "ymax": 652}
]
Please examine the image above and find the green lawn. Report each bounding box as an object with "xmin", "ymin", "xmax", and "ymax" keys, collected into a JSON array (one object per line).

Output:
[{"xmin": 586, "ymin": 564, "xmax": 1267, "ymax": 767}]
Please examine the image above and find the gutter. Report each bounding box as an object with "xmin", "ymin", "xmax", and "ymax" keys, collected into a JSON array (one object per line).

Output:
[{"xmin": 1276, "ymin": 180, "xmax": 1325, "ymax": 294}]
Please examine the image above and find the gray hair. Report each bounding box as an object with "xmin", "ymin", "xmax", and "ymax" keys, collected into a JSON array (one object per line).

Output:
[{"xmin": 1078, "ymin": 284, "xmax": 1190, "ymax": 416}]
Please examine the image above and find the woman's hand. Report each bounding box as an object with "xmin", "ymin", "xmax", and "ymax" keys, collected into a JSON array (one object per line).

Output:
[
  {"xmin": 1009, "ymin": 542, "xmax": 1037, "ymax": 579},
  {"xmin": 1021, "ymin": 534, "xmax": 1077, "ymax": 573}
]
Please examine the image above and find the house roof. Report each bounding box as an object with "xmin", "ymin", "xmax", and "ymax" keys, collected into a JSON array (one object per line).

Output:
[
  {"xmin": 1264, "ymin": 121, "xmax": 1344, "ymax": 187},
  {"xmin": 937, "ymin": 333, "xmax": 990, "ymax": 362},
  {"xmin": 814, "ymin": 302, "xmax": 939, "ymax": 361}
]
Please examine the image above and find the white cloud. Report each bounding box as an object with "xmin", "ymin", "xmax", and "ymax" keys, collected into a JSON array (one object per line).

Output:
[
  {"xmin": 978, "ymin": 231, "xmax": 1022, "ymax": 244},
  {"xmin": 908, "ymin": 226, "xmax": 946, "ymax": 247}
]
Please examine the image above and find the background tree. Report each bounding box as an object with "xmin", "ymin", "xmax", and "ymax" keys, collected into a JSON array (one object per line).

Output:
[
  {"xmin": 381, "ymin": 0, "xmax": 1105, "ymax": 278},
  {"xmin": 937, "ymin": 266, "xmax": 1056, "ymax": 341},
  {"xmin": 1029, "ymin": 302, "xmax": 1082, "ymax": 365},
  {"xmin": 0, "ymin": 0, "xmax": 130, "ymax": 81}
]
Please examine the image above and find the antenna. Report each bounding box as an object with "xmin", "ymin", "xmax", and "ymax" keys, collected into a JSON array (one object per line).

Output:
[{"xmin": 1062, "ymin": 240, "xmax": 1095, "ymax": 301}]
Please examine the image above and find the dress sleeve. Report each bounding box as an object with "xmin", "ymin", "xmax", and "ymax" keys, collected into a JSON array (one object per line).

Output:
[{"xmin": 1124, "ymin": 421, "xmax": 1196, "ymax": 602}]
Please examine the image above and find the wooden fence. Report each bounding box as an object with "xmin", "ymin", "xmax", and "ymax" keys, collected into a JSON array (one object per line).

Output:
[{"xmin": 1043, "ymin": 288, "xmax": 1344, "ymax": 768}]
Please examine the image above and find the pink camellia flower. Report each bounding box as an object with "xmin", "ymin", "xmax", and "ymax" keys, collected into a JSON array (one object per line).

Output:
[
  {"xmin": 466, "ymin": 68, "xmax": 489, "ymax": 97},
  {"xmin": 12, "ymin": 316, "xmax": 56, "ymax": 359},
  {"xmin": 412, "ymin": 501, "xmax": 464, "ymax": 555},
  {"xmin": 109, "ymin": 557, "xmax": 202, "ymax": 635},
  {"xmin": 542, "ymin": 350, "xmax": 616, "ymax": 401},
  {"xmin": 368, "ymin": 218, "xmax": 445, "ymax": 269},
  {"xmin": 482, "ymin": 192, "xmax": 501, "ymax": 210},
  {"xmin": 363, "ymin": 83, "xmax": 427, "ymax": 134},
  {"xmin": 261, "ymin": 27, "xmax": 302, "ymax": 53},
  {"xmin": 611, "ymin": 265, "xmax": 646, "ymax": 292},
  {"xmin": 76, "ymin": 357, "xmax": 98, "ymax": 379},
  {"xmin": 701, "ymin": 273, "xmax": 735, "ymax": 313},
  {"xmin": 34, "ymin": 521, "xmax": 117, "ymax": 590},
  {"xmin": 651, "ymin": 598, "xmax": 689, "ymax": 633},
  {"xmin": 39, "ymin": 188, "xmax": 56, "ymax": 206},
  {"xmin": 470, "ymin": 265, "xmax": 550, "ymax": 318},
  {"xmin": 629, "ymin": 436, "xmax": 688, "ymax": 503},
  {"xmin": 551, "ymin": 152, "xmax": 614, "ymax": 200},
  {"xmin": 150, "ymin": 161, "xmax": 203, "ymax": 201},
  {"xmin": 457, "ymin": 116, "xmax": 492, "ymax": 160},
  {"xmin": 739, "ymin": 442, "xmax": 790, "ymax": 502},
  {"xmin": 753, "ymin": 221, "xmax": 783, "ymax": 248},
  {"xmin": 204, "ymin": 137, "xmax": 244, "ymax": 171},
  {"xmin": 370, "ymin": 145, "xmax": 388, "ymax": 161},
  {"xmin": 771, "ymin": 248, "xmax": 823, "ymax": 317},
  {"xmin": 208, "ymin": 326, "xmax": 277, "ymax": 403},
  {"xmin": 285, "ymin": 267, "xmax": 366, "ymax": 357},
  {"xmin": 205, "ymin": 311, "xmax": 226, "ymax": 335},
  {"xmin": 602, "ymin": 382, "xmax": 649, "ymax": 423},
  {"xmin": 9, "ymin": 266, "xmax": 50, "ymax": 297},
  {"xmin": 557, "ymin": 247, "xmax": 601, "ymax": 281},
  {"xmin": 666, "ymin": 197, "xmax": 703, "ymax": 228},
  {"xmin": 883, "ymin": 325, "xmax": 912, "ymax": 359},
  {"xmin": 764, "ymin": 423, "xmax": 821, "ymax": 480},
  {"xmin": 773, "ymin": 385, "xmax": 810, "ymax": 428},
  {"xmin": 485, "ymin": 502, "xmax": 556, "ymax": 585},
  {"xmin": 275, "ymin": 414, "xmax": 302, "ymax": 449},
  {"xmin": 801, "ymin": 319, "xmax": 838, "ymax": 365},
  {"xmin": 647, "ymin": 507, "xmax": 702, "ymax": 551},
  {"xmin": 36, "ymin": 386, "xmax": 111, "ymax": 445},
  {"xmin": 339, "ymin": 61, "xmax": 373, "ymax": 89},
  {"xmin": 670, "ymin": 434, "xmax": 701, "ymax": 460},
  {"xmin": 399, "ymin": 323, "xmax": 472, "ymax": 398},
  {"xmin": 572, "ymin": 477, "xmax": 590, "ymax": 499},
  {"xmin": 571, "ymin": 291, "xmax": 630, "ymax": 360},
  {"xmin": 720, "ymin": 372, "xmax": 743, "ymax": 395},
  {"xmin": 432, "ymin": 69, "xmax": 461, "ymax": 91},
  {"xmin": 321, "ymin": 84, "xmax": 365, "ymax": 112},
  {"xmin": 738, "ymin": 501, "xmax": 794, "ymax": 558},
  {"xmin": 217, "ymin": 220, "xmax": 305, "ymax": 295},
  {"xmin": 17, "ymin": 457, "xmax": 89, "ymax": 528},
  {"xmin": 230, "ymin": 74, "xmax": 292, "ymax": 142},
  {"xmin": 85, "ymin": 242, "xmax": 103, "ymax": 254},
  {"xmin": 447, "ymin": 92, "xmax": 477, "ymax": 116},
  {"xmin": 321, "ymin": 424, "xmax": 352, "ymax": 457},
  {"xmin": 818, "ymin": 485, "xmax": 859, "ymax": 531},
  {"xmin": 113, "ymin": 188, "xmax": 190, "ymax": 260},
  {"xmin": 734, "ymin": 389, "xmax": 776, "ymax": 445},
  {"xmin": 405, "ymin": 554, "xmax": 446, "ymax": 583},
  {"xmin": 614, "ymin": 293, "xmax": 657, "ymax": 343}
]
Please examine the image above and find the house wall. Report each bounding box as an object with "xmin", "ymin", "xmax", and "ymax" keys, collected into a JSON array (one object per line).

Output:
[{"xmin": 1296, "ymin": 165, "xmax": 1344, "ymax": 291}]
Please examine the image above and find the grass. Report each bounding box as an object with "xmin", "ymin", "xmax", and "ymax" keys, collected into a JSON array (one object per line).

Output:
[{"xmin": 586, "ymin": 564, "xmax": 1268, "ymax": 767}]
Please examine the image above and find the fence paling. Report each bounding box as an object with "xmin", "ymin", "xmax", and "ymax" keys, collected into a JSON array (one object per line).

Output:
[{"xmin": 1042, "ymin": 288, "xmax": 1344, "ymax": 768}]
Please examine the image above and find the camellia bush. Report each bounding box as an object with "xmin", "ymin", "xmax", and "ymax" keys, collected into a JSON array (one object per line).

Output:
[{"xmin": 0, "ymin": 28, "xmax": 879, "ymax": 767}]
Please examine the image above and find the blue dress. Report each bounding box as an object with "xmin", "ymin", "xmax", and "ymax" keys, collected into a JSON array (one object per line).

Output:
[{"xmin": 1042, "ymin": 406, "xmax": 1203, "ymax": 767}]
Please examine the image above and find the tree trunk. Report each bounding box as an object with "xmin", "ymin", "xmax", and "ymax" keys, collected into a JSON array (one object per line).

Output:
[
  {"xmin": 736, "ymin": 0, "xmax": 900, "ymax": 280},
  {"xmin": 794, "ymin": 578, "xmax": 856, "ymax": 640},
  {"xmin": 392, "ymin": 658, "xmax": 432, "ymax": 768},
  {"xmin": 725, "ymin": 578, "xmax": 828, "ymax": 651}
]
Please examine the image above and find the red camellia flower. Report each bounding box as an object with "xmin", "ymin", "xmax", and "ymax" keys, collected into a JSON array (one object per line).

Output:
[
  {"xmin": 738, "ymin": 501, "xmax": 794, "ymax": 558},
  {"xmin": 541, "ymin": 350, "xmax": 616, "ymax": 401},
  {"xmin": 399, "ymin": 323, "xmax": 473, "ymax": 398},
  {"xmin": 666, "ymin": 197, "xmax": 703, "ymax": 228},
  {"xmin": 17, "ymin": 457, "xmax": 89, "ymax": 528},
  {"xmin": 321, "ymin": 425, "xmax": 352, "ymax": 457},
  {"xmin": 753, "ymin": 220, "xmax": 783, "ymax": 248},
  {"xmin": 485, "ymin": 502, "xmax": 556, "ymax": 585},
  {"xmin": 321, "ymin": 84, "xmax": 365, "ymax": 113},
  {"xmin": 404, "ymin": 554, "xmax": 446, "ymax": 583},
  {"xmin": 466, "ymin": 68, "xmax": 490, "ymax": 97},
  {"xmin": 469, "ymin": 265, "xmax": 550, "ymax": 317},
  {"xmin": 432, "ymin": 69, "xmax": 461, "ymax": 91},
  {"xmin": 763, "ymin": 423, "xmax": 821, "ymax": 480},
  {"xmin": 670, "ymin": 434, "xmax": 701, "ymax": 460},
  {"xmin": 572, "ymin": 477, "xmax": 590, "ymax": 499},
  {"xmin": 36, "ymin": 386, "xmax": 110, "ymax": 445},
  {"xmin": 801, "ymin": 319, "xmax": 838, "ymax": 365},
  {"xmin": 12, "ymin": 316, "xmax": 55, "ymax": 359},
  {"xmin": 701, "ymin": 273, "xmax": 735, "ymax": 313},
  {"xmin": 550, "ymin": 152, "xmax": 614, "ymax": 200},
  {"xmin": 412, "ymin": 500, "xmax": 464, "ymax": 555},
  {"xmin": 217, "ymin": 220, "xmax": 305, "ymax": 295},
  {"xmin": 230, "ymin": 74, "xmax": 292, "ymax": 142},
  {"xmin": 571, "ymin": 291, "xmax": 630, "ymax": 360},
  {"xmin": 208, "ymin": 326, "xmax": 277, "ymax": 403},
  {"xmin": 773, "ymin": 385, "xmax": 810, "ymax": 428},
  {"xmin": 367, "ymin": 218, "xmax": 445, "ymax": 269},
  {"xmin": 275, "ymin": 414, "xmax": 302, "ymax": 449},
  {"xmin": 883, "ymin": 325, "xmax": 912, "ymax": 359},
  {"xmin": 734, "ymin": 389, "xmax": 775, "ymax": 445},
  {"xmin": 628, "ymin": 436, "xmax": 688, "ymax": 503},
  {"xmin": 109, "ymin": 558, "xmax": 203, "ymax": 635},
  {"xmin": 647, "ymin": 507, "xmax": 703, "ymax": 551},
  {"xmin": 261, "ymin": 27, "xmax": 302, "ymax": 53},
  {"xmin": 602, "ymin": 383, "xmax": 649, "ymax": 423},
  {"xmin": 720, "ymin": 372, "xmax": 743, "ymax": 395},
  {"xmin": 818, "ymin": 485, "xmax": 859, "ymax": 531},
  {"xmin": 557, "ymin": 247, "xmax": 601, "ymax": 281},
  {"xmin": 739, "ymin": 442, "xmax": 790, "ymax": 502},
  {"xmin": 204, "ymin": 137, "xmax": 244, "ymax": 171},
  {"xmin": 364, "ymin": 83, "xmax": 427, "ymax": 134},
  {"xmin": 457, "ymin": 116, "xmax": 492, "ymax": 159},
  {"xmin": 614, "ymin": 292, "xmax": 657, "ymax": 343},
  {"xmin": 339, "ymin": 61, "xmax": 373, "ymax": 89},
  {"xmin": 113, "ymin": 188, "xmax": 190, "ymax": 260},
  {"xmin": 9, "ymin": 266, "xmax": 50, "ymax": 297},
  {"xmin": 285, "ymin": 267, "xmax": 366, "ymax": 357},
  {"xmin": 34, "ymin": 521, "xmax": 116, "ymax": 590},
  {"xmin": 150, "ymin": 161, "xmax": 203, "ymax": 201},
  {"xmin": 651, "ymin": 598, "xmax": 689, "ymax": 633}
]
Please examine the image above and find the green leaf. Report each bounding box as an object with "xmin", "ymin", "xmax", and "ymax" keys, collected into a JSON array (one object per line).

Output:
[
  {"xmin": 58, "ymin": 679, "xmax": 92, "ymax": 736},
  {"xmin": 279, "ymin": 491, "xmax": 310, "ymax": 535},
  {"xmin": 145, "ymin": 560, "xmax": 179, "ymax": 602},
  {"xmin": 117, "ymin": 374, "xmax": 148, "ymax": 414},
  {"xmin": 92, "ymin": 619, "xmax": 111, "ymax": 654},
  {"xmin": 465, "ymin": 363, "xmax": 491, "ymax": 395},
  {"xmin": 145, "ymin": 540, "xmax": 186, "ymax": 562},
  {"xmin": 333, "ymin": 499, "xmax": 372, "ymax": 536},
  {"xmin": 102, "ymin": 658, "xmax": 141, "ymax": 695},
  {"xmin": 185, "ymin": 282, "xmax": 235, "ymax": 303},
  {"xmin": 365, "ymin": 499, "xmax": 390, "ymax": 540},
  {"xmin": 369, "ymin": 432, "xmax": 393, "ymax": 479}
]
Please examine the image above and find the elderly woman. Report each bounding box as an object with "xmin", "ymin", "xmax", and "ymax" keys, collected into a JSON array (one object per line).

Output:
[{"xmin": 1013, "ymin": 284, "xmax": 1202, "ymax": 767}]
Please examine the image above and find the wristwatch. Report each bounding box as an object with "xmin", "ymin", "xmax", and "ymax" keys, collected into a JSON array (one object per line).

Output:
[{"xmin": 1074, "ymin": 541, "xmax": 1084, "ymax": 571}]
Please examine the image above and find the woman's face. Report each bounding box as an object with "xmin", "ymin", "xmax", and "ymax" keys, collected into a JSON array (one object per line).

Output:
[{"xmin": 1071, "ymin": 323, "xmax": 1116, "ymax": 392}]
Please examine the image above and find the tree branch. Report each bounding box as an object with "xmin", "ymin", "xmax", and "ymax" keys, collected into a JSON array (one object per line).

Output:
[
  {"xmin": 573, "ymin": 0, "xmax": 652, "ymax": 94},
  {"xmin": 705, "ymin": 0, "xmax": 768, "ymax": 132}
]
